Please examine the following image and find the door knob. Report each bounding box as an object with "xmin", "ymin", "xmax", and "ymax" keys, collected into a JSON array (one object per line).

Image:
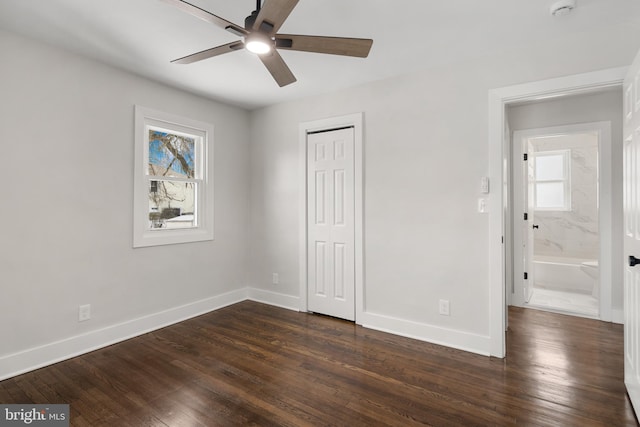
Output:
[
  {"xmin": 630, "ymin": 255, "xmax": 640, "ymax": 267},
  {"xmin": 532, "ymin": 224, "xmax": 539, "ymax": 229}
]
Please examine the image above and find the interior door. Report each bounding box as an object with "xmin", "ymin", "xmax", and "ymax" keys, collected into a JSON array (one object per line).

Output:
[
  {"xmin": 624, "ymin": 48, "xmax": 640, "ymax": 416},
  {"xmin": 525, "ymin": 140, "xmax": 536, "ymax": 303},
  {"xmin": 307, "ymin": 127, "xmax": 355, "ymax": 321},
  {"xmin": 512, "ymin": 131, "xmax": 535, "ymax": 306}
]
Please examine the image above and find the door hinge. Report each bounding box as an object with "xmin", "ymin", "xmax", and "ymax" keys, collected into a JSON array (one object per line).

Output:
[
  {"xmin": 524, "ymin": 153, "xmax": 528, "ymax": 161},
  {"xmin": 524, "ymin": 272, "xmax": 528, "ymax": 280},
  {"xmin": 524, "ymin": 213, "xmax": 528, "ymax": 221}
]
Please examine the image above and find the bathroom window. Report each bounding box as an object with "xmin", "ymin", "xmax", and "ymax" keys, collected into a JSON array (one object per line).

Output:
[{"xmin": 533, "ymin": 149, "xmax": 571, "ymax": 211}]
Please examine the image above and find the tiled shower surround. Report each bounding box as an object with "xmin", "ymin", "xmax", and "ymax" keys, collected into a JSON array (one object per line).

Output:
[{"xmin": 531, "ymin": 132, "xmax": 599, "ymax": 261}]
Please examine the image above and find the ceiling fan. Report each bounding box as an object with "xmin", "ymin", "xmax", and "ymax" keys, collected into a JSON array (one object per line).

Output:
[{"xmin": 162, "ymin": 0, "xmax": 373, "ymax": 87}]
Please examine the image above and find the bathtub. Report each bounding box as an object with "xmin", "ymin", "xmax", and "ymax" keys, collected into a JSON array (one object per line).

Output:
[{"xmin": 533, "ymin": 256, "xmax": 597, "ymax": 294}]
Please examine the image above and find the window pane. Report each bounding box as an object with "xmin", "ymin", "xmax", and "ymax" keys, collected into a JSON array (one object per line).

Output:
[
  {"xmin": 536, "ymin": 182, "xmax": 565, "ymax": 209},
  {"xmin": 148, "ymin": 180, "xmax": 196, "ymax": 229},
  {"xmin": 535, "ymin": 154, "xmax": 564, "ymax": 181},
  {"xmin": 148, "ymin": 129, "xmax": 195, "ymax": 178}
]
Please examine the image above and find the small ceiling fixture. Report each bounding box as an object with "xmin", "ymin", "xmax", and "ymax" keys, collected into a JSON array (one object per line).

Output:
[
  {"xmin": 550, "ymin": 0, "xmax": 576, "ymax": 16},
  {"xmin": 245, "ymin": 33, "xmax": 272, "ymax": 55}
]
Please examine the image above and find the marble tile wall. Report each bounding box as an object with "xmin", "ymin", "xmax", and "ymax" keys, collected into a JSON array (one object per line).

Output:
[{"xmin": 532, "ymin": 133, "xmax": 599, "ymax": 260}]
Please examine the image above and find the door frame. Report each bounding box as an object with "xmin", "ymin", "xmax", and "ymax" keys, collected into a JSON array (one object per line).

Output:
[
  {"xmin": 511, "ymin": 122, "xmax": 613, "ymax": 319},
  {"xmin": 488, "ymin": 67, "xmax": 627, "ymax": 357},
  {"xmin": 298, "ymin": 113, "xmax": 365, "ymax": 323}
]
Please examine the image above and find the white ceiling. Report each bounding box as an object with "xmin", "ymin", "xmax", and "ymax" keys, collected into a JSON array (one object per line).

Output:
[{"xmin": 1, "ymin": 0, "xmax": 639, "ymax": 110}]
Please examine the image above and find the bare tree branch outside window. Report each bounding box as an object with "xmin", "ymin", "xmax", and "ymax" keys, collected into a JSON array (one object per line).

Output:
[{"xmin": 147, "ymin": 130, "xmax": 196, "ymax": 228}]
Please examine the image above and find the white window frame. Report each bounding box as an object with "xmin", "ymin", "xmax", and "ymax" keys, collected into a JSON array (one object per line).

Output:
[
  {"xmin": 533, "ymin": 149, "xmax": 571, "ymax": 211},
  {"xmin": 133, "ymin": 106, "xmax": 214, "ymax": 247}
]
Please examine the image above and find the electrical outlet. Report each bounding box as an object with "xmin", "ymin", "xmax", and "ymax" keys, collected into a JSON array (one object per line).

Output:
[
  {"xmin": 478, "ymin": 198, "xmax": 488, "ymax": 213},
  {"xmin": 79, "ymin": 304, "xmax": 91, "ymax": 322},
  {"xmin": 439, "ymin": 299, "xmax": 450, "ymax": 316},
  {"xmin": 272, "ymin": 273, "xmax": 279, "ymax": 285}
]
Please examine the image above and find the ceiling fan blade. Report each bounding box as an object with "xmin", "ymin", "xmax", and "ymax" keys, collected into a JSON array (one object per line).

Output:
[
  {"xmin": 253, "ymin": 0, "xmax": 299, "ymax": 34},
  {"xmin": 258, "ymin": 50, "xmax": 297, "ymax": 87},
  {"xmin": 275, "ymin": 35, "xmax": 373, "ymax": 58},
  {"xmin": 171, "ymin": 41, "xmax": 245, "ymax": 64},
  {"xmin": 161, "ymin": 0, "xmax": 247, "ymax": 36}
]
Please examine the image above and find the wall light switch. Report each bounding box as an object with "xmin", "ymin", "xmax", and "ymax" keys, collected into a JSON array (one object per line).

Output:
[{"xmin": 480, "ymin": 177, "xmax": 490, "ymax": 194}]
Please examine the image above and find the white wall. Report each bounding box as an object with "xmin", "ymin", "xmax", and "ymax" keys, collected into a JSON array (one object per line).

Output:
[
  {"xmin": 0, "ymin": 30, "xmax": 251, "ymax": 377},
  {"xmin": 248, "ymin": 31, "xmax": 637, "ymax": 354},
  {"xmin": 508, "ymin": 90, "xmax": 624, "ymax": 313}
]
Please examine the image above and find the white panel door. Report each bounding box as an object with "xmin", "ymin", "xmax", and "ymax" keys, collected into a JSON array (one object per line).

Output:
[
  {"xmin": 307, "ymin": 127, "xmax": 355, "ymax": 321},
  {"xmin": 525, "ymin": 141, "xmax": 536, "ymax": 303},
  {"xmin": 624, "ymin": 48, "xmax": 640, "ymax": 416},
  {"xmin": 512, "ymin": 131, "xmax": 535, "ymax": 306}
]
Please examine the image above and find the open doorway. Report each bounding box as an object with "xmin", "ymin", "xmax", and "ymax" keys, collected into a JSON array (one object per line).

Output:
[
  {"xmin": 505, "ymin": 89, "xmax": 622, "ymax": 321},
  {"xmin": 488, "ymin": 67, "xmax": 627, "ymax": 358},
  {"xmin": 511, "ymin": 123, "xmax": 608, "ymax": 318}
]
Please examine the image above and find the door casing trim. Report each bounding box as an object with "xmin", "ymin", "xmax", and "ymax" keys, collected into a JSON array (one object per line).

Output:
[{"xmin": 488, "ymin": 67, "xmax": 627, "ymax": 357}]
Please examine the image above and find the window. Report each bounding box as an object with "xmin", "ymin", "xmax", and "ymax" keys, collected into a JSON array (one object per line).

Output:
[
  {"xmin": 533, "ymin": 149, "xmax": 570, "ymax": 211},
  {"xmin": 133, "ymin": 106, "xmax": 214, "ymax": 247}
]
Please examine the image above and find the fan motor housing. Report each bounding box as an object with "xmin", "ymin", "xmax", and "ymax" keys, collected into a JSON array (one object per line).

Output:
[
  {"xmin": 244, "ymin": 10, "xmax": 258, "ymax": 30},
  {"xmin": 245, "ymin": 10, "xmax": 275, "ymax": 33}
]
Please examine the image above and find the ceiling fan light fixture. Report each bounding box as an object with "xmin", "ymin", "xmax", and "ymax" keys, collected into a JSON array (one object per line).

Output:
[
  {"xmin": 166, "ymin": 0, "xmax": 374, "ymax": 87},
  {"xmin": 245, "ymin": 33, "xmax": 273, "ymax": 55}
]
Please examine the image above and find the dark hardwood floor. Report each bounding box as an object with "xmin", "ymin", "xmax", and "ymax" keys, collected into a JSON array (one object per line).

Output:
[{"xmin": 0, "ymin": 301, "xmax": 636, "ymax": 426}]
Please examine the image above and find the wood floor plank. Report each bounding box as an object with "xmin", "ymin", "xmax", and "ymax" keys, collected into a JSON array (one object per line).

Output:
[{"xmin": 0, "ymin": 302, "xmax": 636, "ymax": 426}]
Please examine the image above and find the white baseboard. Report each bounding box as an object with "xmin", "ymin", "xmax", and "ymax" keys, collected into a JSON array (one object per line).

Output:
[
  {"xmin": 0, "ymin": 288, "xmax": 248, "ymax": 381},
  {"xmin": 612, "ymin": 308, "xmax": 624, "ymax": 324},
  {"xmin": 247, "ymin": 287, "xmax": 301, "ymax": 312},
  {"xmin": 0, "ymin": 288, "xmax": 502, "ymax": 381},
  {"xmin": 245, "ymin": 289, "xmax": 492, "ymax": 356},
  {"xmin": 360, "ymin": 311, "xmax": 492, "ymax": 356}
]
